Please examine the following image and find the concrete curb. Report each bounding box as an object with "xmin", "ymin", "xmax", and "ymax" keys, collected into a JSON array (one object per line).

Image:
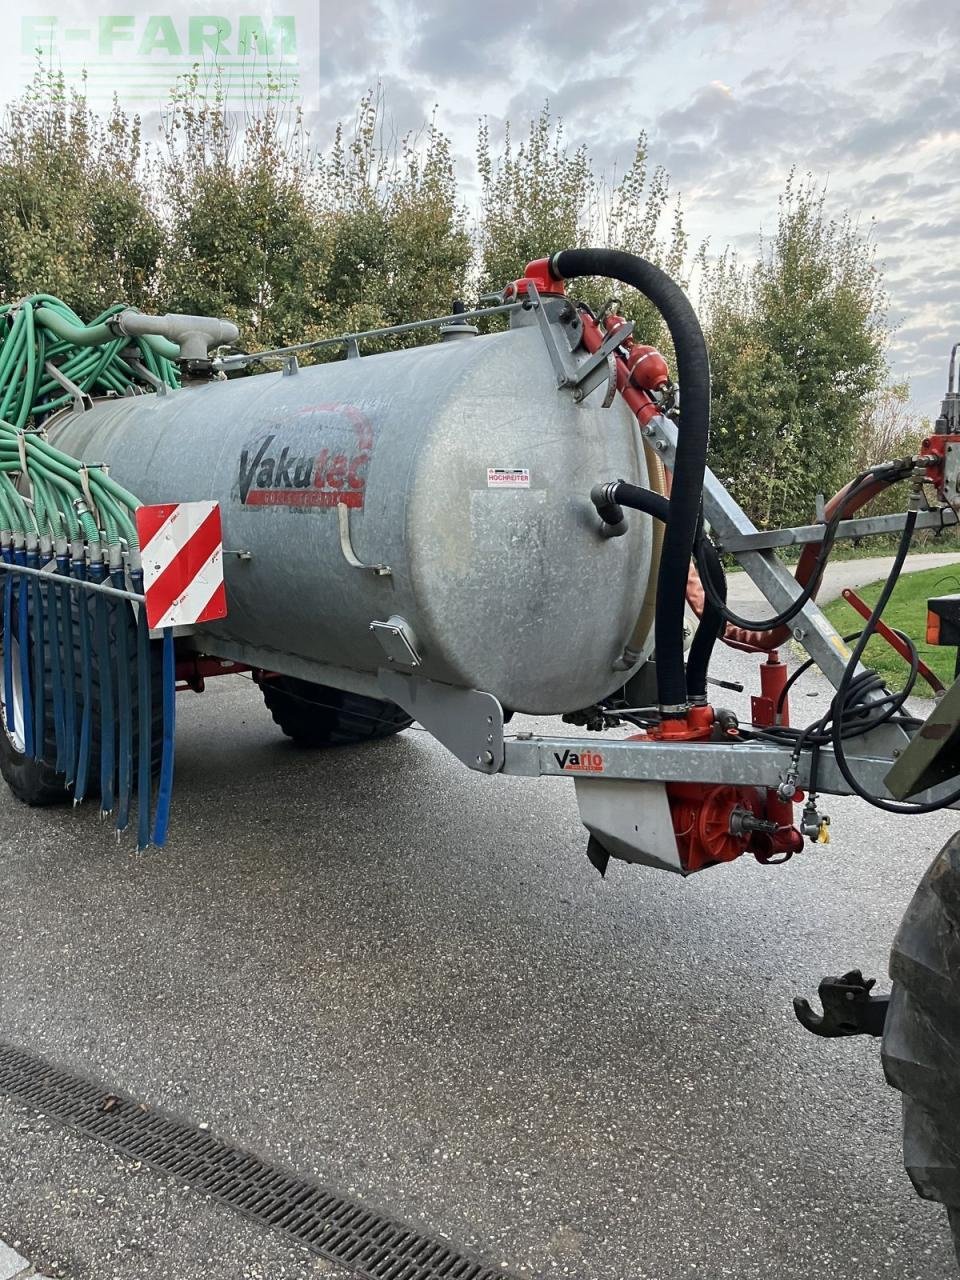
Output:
[{"xmin": 0, "ymin": 1240, "xmax": 41, "ymax": 1279}]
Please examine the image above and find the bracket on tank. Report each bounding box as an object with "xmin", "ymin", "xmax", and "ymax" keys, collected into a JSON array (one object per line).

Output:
[
  {"xmin": 337, "ymin": 502, "xmax": 391, "ymax": 576},
  {"xmin": 377, "ymin": 669, "xmax": 505, "ymax": 774},
  {"xmin": 525, "ymin": 280, "xmax": 632, "ymax": 405},
  {"xmin": 43, "ymin": 360, "xmax": 94, "ymax": 414}
]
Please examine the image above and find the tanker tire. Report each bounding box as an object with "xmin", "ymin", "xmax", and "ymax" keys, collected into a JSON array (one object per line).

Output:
[
  {"xmin": 0, "ymin": 591, "xmax": 163, "ymax": 806},
  {"xmin": 260, "ymin": 676, "xmax": 412, "ymax": 748},
  {"xmin": 882, "ymin": 829, "xmax": 960, "ymax": 1266},
  {"xmin": 0, "ymin": 722, "xmax": 64, "ymax": 805}
]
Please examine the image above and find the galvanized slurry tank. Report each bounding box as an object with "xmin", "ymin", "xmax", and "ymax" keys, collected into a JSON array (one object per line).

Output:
[{"xmin": 50, "ymin": 320, "xmax": 655, "ymax": 713}]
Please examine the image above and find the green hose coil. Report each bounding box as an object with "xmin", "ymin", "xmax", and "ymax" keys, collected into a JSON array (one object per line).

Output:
[{"xmin": 0, "ymin": 294, "xmax": 180, "ymax": 550}]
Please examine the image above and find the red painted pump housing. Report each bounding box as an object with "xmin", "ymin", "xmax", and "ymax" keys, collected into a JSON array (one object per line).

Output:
[{"xmin": 632, "ymin": 688, "xmax": 804, "ymax": 875}]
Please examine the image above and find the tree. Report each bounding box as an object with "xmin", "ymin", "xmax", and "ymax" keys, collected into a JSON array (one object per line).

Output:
[
  {"xmin": 159, "ymin": 81, "xmax": 472, "ymax": 354},
  {"xmin": 311, "ymin": 88, "xmax": 472, "ymax": 345},
  {"xmin": 0, "ymin": 71, "xmax": 895, "ymax": 531},
  {"xmin": 476, "ymin": 106, "xmax": 687, "ymax": 350},
  {"xmin": 0, "ymin": 66, "xmax": 162, "ymax": 316},
  {"xmin": 700, "ymin": 173, "xmax": 889, "ymax": 528},
  {"xmin": 158, "ymin": 69, "xmax": 328, "ymax": 350}
]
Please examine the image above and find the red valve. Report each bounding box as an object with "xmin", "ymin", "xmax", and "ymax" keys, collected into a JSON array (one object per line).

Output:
[{"xmin": 625, "ymin": 344, "xmax": 671, "ymax": 392}]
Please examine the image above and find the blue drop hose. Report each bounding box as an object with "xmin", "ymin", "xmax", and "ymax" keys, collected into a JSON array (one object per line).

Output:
[
  {"xmin": 112, "ymin": 570, "xmax": 134, "ymax": 834},
  {"xmin": 92, "ymin": 565, "xmax": 115, "ymax": 815},
  {"xmin": 132, "ymin": 572, "xmax": 152, "ymax": 851},
  {"xmin": 151, "ymin": 627, "xmax": 176, "ymax": 847}
]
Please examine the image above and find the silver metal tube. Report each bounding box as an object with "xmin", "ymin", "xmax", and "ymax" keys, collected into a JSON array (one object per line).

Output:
[
  {"xmin": 0, "ymin": 561, "xmax": 144, "ymax": 602},
  {"xmin": 214, "ymin": 302, "xmax": 524, "ymax": 370},
  {"xmin": 501, "ymin": 735, "xmax": 960, "ymax": 808},
  {"xmin": 718, "ymin": 505, "xmax": 957, "ymax": 552}
]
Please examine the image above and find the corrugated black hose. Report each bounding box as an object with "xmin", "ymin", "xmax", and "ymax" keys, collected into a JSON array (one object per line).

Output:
[
  {"xmin": 591, "ymin": 480, "xmax": 724, "ymax": 702},
  {"xmin": 551, "ymin": 249, "xmax": 711, "ymax": 712}
]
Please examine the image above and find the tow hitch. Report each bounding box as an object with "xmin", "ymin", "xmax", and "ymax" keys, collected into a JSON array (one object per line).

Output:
[{"xmin": 793, "ymin": 969, "xmax": 889, "ymax": 1038}]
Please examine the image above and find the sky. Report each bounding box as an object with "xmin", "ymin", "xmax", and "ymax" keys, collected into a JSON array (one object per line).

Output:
[{"xmin": 4, "ymin": 0, "xmax": 957, "ymax": 416}]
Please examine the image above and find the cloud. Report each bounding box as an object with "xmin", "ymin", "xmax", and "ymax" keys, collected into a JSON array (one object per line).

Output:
[
  {"xmin": 401, "ymin": 1, "xmax": 653, "ymax": 82},
  {"xmin": 887, "ymin": 0, "xmax": 960, "ymax": 45}
]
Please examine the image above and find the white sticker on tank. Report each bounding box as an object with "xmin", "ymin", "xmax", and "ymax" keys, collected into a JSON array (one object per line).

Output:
[{"xmin": 487, "ymin": 468, "xmax": 531, "ymax": 488}]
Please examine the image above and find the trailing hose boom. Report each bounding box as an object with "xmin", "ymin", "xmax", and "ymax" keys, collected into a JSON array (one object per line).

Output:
[{"xmin": 0, "ymin": 294, "xmax": 236, "ymax": 846}]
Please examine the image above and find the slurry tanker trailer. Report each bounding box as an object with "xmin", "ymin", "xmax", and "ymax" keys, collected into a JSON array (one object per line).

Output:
[{"xmin": 1, "ymin": 251, "xmax": 960, "ymax": 1262}]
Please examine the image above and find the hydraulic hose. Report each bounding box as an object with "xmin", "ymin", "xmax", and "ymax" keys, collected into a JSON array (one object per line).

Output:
[
  {"xmin": 592, "ymin": 481, "xmax": 725, "ymax": 702},
  {"xmin": 697, "ymin": 463, "xmax": 911, "ymax": 633},
  {"xmin": 551, "ymin": 249, "xmax": 711, "ymax": 713},
  {"xmin": 828, "ymin": 510, "xmax": 960, "ymax": 814},
  {"xmin": 686, "ymin": 554, "xmax": 725, "ymax": 702},
  {"xmin": 686, "ymin": 462, "xmax": 913, "ymax": 652}
]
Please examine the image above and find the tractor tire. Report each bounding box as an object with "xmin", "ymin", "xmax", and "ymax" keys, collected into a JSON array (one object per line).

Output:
[
  {"xmin": 882, "ymin": 830, "xmax": 960, "ymax": 1265},
  {"xmin": 260, "ymin": 675, "xmax": 412, "ymax": 748},
  {"xmin": 0, "ymin": 586, "xmax": 163, "ymax": 806}
]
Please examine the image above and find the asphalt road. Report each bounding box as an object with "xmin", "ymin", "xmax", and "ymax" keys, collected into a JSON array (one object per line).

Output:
[{"xmin": 0, "ymin": 641, "xmax": 958, "ymax": 1280}]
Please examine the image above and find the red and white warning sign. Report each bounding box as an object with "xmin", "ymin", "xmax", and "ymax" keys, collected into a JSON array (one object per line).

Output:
[{"xmin": 135, "ymin": 501, "xmax": 228, "ymax": 630}]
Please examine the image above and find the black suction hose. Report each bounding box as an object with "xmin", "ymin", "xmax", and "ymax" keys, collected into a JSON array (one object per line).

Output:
[
  {"xmin": 592, "ymin": 481, "xmax": 725, "ymax": 702},
  {"xmin": 686, "ymin": 555, "xmax": 726, "ymax": 702},
  {"xmin": 552, "ymin": 249, "xmax": 711, "ymax": 712}
]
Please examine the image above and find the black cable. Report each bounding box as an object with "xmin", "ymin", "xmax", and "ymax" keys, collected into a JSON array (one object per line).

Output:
[
  {"xmin": 828, "ymin": 510, "xmax": 960, "ymax": 813},
  {"xmin": 775, "ymin": 631, "xmax": 862, "ymax": 716},
  {"xmin": 698, "ymin": 462, "xmax": 911, "ymax": 633},
  {"xmin": 773, "ymin": 628, "xmax": 920, "ymax": 723},
  {"xmin": 752, "ymin": 668, "xmax": 919, "ymax": 751},
  {"xmin": 748, "ymin": 513, "xmax": 951, "ymax": 811}
]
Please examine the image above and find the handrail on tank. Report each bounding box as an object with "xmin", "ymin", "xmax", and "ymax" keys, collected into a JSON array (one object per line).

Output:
[{"xmin": 214, "ymin": 301, "xmax": 525, "ymax": 371}]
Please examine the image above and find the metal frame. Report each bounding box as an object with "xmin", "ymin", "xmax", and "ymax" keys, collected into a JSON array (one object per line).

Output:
[
  {"xmin": 500, "ymin": 734, "xmax": 960, "ymax": 808},
  {"xmin": 468, "ymin": 407, "xmax": 949, "ymax": 806},
  {"xmin": 718, "ymin": 505, "xmax": 957, "ymax": 553}
]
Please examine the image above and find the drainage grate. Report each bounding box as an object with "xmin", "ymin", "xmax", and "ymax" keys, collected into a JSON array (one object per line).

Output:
[{"xmin": 0, "ymin": 1040, "xmax": 517, "ymax": 1280}]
